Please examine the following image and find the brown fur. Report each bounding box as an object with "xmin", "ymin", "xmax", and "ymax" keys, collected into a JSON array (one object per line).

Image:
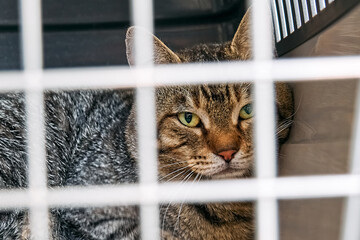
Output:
[{"xmin": 126, "ymin": 8, "xmax": 293, "ymax": 240}]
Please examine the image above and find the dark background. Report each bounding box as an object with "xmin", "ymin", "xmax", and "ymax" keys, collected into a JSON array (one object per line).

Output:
[{"xmin": 0, "ymin": 0, "xmax": 246, "ymax": 69}]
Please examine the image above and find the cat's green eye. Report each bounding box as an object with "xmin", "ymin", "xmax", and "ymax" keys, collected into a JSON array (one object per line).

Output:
[
  {"xmin": 178, "ymin": 112, "xmax": 200, "ymax": 127},
  {"xmin": 239, "ymin": 104, "xmax": 254, "ymax": 120}
]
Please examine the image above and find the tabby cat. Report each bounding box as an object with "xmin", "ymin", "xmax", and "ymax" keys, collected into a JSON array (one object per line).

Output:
[{"xmin": 0, "ymin": 10, "xmax": 293, "ymax": 240}]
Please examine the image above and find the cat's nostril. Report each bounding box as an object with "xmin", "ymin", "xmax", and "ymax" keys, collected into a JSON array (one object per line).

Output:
[{"xmin": 217, "ymin": 150, "xmax": 237, "ymax": 162}]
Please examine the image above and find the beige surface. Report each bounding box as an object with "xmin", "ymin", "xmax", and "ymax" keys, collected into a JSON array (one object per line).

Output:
[
  {"xmin": 278, "ymin": 4, "xmax": 360, "ymax": 240},
  {"xmin": 279, "ymin": 198, "xmax": 344, "ymax": 240},
  {"xmin": 280, "ymin": 80, "xmax": 356, "ymax": 176}
]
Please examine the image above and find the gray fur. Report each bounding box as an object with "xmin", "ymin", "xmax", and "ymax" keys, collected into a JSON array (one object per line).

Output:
[{"xmin": 0, "ymin": 90, "xmax": 140, "ymax": 239}]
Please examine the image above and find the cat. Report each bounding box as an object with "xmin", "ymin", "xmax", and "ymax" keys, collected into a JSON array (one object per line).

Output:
[
  {"xmin": 0, "ymin": 9, "xmax": 293, "ymax": 240},
  {"xmin": 125, "ymin": 10, "xmax": 293, "ymax": 240}
]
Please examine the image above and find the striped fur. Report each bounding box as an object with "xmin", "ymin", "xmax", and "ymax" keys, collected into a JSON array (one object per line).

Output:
[{"xmin": 125, "ymin": 9, "xmax": 293, "ymax": 240}]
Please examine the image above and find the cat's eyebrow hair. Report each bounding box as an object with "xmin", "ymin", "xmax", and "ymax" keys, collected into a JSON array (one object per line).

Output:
[
  {"xmin": 230, "ymin": 83, "xmax": 251, "ymax": 103},
  {"xmin": 190, "ymin": 92, "xmax": 201, "ymax": 109},
  {"xmin": 199, "ymin": 85, "xmax": 212, "ymax": 100},
  {"xmin": 187, "ymin": 85, "xmax": 209, "ymax": 109},
  {"xmin": 240, "ymin": 83, "xmax": 252, "ymax": 95},
  {"xmin": 185, "ymin": 94, "xmax": 197, "ymax": 109},
  {"xmin": 227, "ymin": 85, "xmax": 239, "ymax": 103}
]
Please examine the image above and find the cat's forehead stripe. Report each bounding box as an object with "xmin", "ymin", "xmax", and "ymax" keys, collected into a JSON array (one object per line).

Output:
[
  {"xmin": 199, "ymin": 85, "xmax": 212, "ymax": 100},
  {"xmin": 188, "ymin": 85, "xmax": 238, "ymax": 128}
]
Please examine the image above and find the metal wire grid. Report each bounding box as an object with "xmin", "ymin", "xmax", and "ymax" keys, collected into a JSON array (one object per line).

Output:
[
  {"xmin": 0, "ymin": 0, "xmax": 358, "ymax": 239},
  {"xmin": 272, "ymin": 0, "xmax": 334, "ymax": 42}
]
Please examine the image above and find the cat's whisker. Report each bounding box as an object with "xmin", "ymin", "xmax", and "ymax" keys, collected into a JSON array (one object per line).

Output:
[
  {"xmin": 280, "ymin": 119, "xmax": 293, "ymax": 124},
  {"xmin": 159, "ymin": 160, "xmax": 191, "ymax": 169},
  {"xmin": 282, "ymin": 119, "xmax": 294, "ymax": 125},
  {"xmin": 285, "ymin": 92, "xmax": 303, "ymax": 120},
  {"xmin": 276, "ymin": 125, "xmax": 289, "ymax": 135},
  {"xmin": 163, "ymin": 169, "xmax": 196, "ymax": 233},
  {"xmin": 276, "ymin": 120, "xmax": 293, "ymax": 136},
  {"xmin": 281, "ymin": 122, "xmax": 293, "ymax": 129},
  {"xmin": 194, "ymin": 171, "xmax": 203, "ymax": 184},
  {"xmin": 276, "ymin": 126, "xmax": 292, "ymax": 136},
  {"xmin": 277, "ymin": 119, "xmax": 293, "ymax": 128},
  {"xmin": 177, "ymin": 168, "xmax": 195, "ymax": 183},
  {"xmin": 160, "ymin": 168, "xmax": 195, "ymax": 232},
  {"xmin": 174, "ymin": 171, "xmax": 199, "ymax": 232},
  {"xmin": 162, "ymin": 167, "xmax": 195, "ymax": 184},
  {"xmin": 180, "ymin": 170, "xmax": 196, "ymax": 184},
  {"xmin": 158, "ymin": 164, "xmax": 195, "ymax": 182}
]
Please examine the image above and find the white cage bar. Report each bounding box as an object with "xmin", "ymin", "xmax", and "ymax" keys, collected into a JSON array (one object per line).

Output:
[
  {"xmin": 252, "ymin": 1, "xmax": 278, "ymax": 239},
  {"xmin": 130, "ymin": 0, "xmax": 160, "ymax": 238},
  {"xmin": 19, "ymin": 0, "xmax": 49, "ymax": 239},
  {"xmin": 341, "ymin": 78, "xmax": 360, "ymax": 240},
  {"xmin": 0, "ymin": 0, "xmax": 358, "ymax": 240},
  {"xmin": 0, "ymin": 56, "xmax": 359, "ymax": 92},
  {"xmin": 1, "ymin": 174, "xmax": 360, "ymax": 208}
]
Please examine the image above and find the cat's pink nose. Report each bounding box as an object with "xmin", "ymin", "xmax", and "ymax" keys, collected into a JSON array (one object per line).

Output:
[{"xmin": 217, "ymin": 150, "xmax": 237, "ymax": 162}]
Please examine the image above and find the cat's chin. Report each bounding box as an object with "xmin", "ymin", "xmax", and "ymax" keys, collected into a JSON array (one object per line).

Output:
[{"xmin": 210, "ymin": 168, "xmax": 251, "ymax": 180}]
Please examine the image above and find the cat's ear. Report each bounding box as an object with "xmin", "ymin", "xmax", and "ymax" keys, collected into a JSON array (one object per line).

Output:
[
  {"xmin": 125, "ymin": 26, "xmax": 181, "ymax": 65},
  {"xmin": 230, "ymin": 9, "xmax": 251, "ymax": 60}
]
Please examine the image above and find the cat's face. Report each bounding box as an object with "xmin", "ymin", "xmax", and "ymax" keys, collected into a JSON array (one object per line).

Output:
[
  {"xmin": 125, "ymin": 10, "xmax": 294, "ymax": 182},
  {"xmin": 156, "ymin": 84, "xmax": 254, "ymax": 181}
]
